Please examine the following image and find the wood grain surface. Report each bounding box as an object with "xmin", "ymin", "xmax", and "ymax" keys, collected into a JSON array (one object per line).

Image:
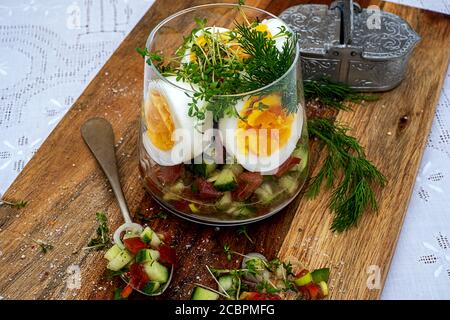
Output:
[{"xmin": 0, "ymin": 0, "xmax": 449, "ymax": 300}]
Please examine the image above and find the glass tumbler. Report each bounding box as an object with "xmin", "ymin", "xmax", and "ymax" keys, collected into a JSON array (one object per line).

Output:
[{"xmin": 138, "ymin": 3, "xmax": 309, "ymax": 225}]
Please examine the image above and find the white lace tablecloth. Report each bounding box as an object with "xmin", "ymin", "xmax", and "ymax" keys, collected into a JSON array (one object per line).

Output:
[{"xmin": 0, "ymin": 0, "xmax": 449, "ymax": 299}]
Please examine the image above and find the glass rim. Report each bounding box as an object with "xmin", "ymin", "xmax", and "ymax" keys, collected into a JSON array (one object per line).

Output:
[{"xmin": 145, "ymin": 3, "xmax": 300, "ymax": 98}]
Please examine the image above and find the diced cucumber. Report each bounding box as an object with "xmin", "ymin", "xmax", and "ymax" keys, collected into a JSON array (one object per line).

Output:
[
  {"xmin": 191, "ymin": 163, "xmax": 216, "ymax": 177},
  {"xmin": 215, "ymin": 192, "xmax": 232, "ymax": 210},
  {"xmin": 191, "ymin": 287, "xmax": 219, "ymax": 300},
  {"xmin": 279, "ymin": 175, "xmax": 299, "ymax": 194},
  {"xmin": 107, "ymin": 250, "xmax": 134, "ymax": 271},
  {"xmin": 318, "ymin": 281, "xmax": 329, "ymax": 296},
  {"xmin": 207, "ymin": 171, "xmax": 221, "ymax": 183},
  {"xmin": 294, "ymin": 272, "xmax": 313, "ymax": 287},
  {"xmin": 311, "ymin": 268, "xmax": 330, "ymax": 283},
  {"xmin": 144, "ymin": 261, "xmax": 169, "ymax": 283},
  {"xmin": 140, "ymin": 226, "xmax": 161, "ymax": 247},
  {"xmin": 291, "ymin": 146, "xmax": 308, "ymax": 172},
  {"xmin": 135, "ymin": 249, "xmax": 160, "ymax": 263},
  {"xmin": 150, "ymin": 232, "xmax": 161, "ymax": 248},
  {"xmin": 140, "ymin": 226, "xmax": 153, "ymax": 243},
  {"xmin": 223, "ymin": 164, "xmax": 244, "ymax": 176},
  {"xmin": 142, "ymin": 281, "xmax": 161, "ymax": 294},
  {"xmin": 104, "ymin": 244, "xmax": 122, "ymax": 262},
  {"xmin": 170, "ymin": 181, "xmax": 185, "ymax": 193},
  {"xmin": 213, "ymin": 168, "xmax": 237, "ymax": 191},
  {"xmin": 163, "ymin": 192, "xmax": 178, "ymax": 201},
  {"xmin": 162, "ymin": 181, "xmax": 184, "ymax": 201},
  {"xmin": 218, "ymin": 275, "xmax": 234, "ymax": 292},
  {"xmin": 226, "ymin": 203, "xmax": 254, "ymax": 217},
  {"xmin": 189, "ymin": 203, "xmax": 200, "ymax": 213},
  {"xmin": 254, "ymin": 183, "xmax": 276, "ymax": 205}
]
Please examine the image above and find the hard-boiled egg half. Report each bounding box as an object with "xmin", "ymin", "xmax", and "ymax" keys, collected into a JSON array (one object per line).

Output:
[
  {"xmin": 142, "ymin": 76, "xmax": 212, "ymax": 166},
  {"xmin": 219, "ymin": 94, "xmax": 302, "ymax": 174}
]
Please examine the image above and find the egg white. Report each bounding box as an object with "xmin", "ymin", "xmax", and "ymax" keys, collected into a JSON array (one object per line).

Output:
[
  {"xmin": 142, "ymin": 76, "xmax": 212, "ymax": 166},
  {"xmin": 181, "ymin": 27, "xmax": 230, "ymax": 64},
  {"xmin": 218, "ymin": 98, "xmax": 303, "ymax": 174},
  {"xmin": 261, "ymin": 18, "xmax": 290, "ymax": 52}
]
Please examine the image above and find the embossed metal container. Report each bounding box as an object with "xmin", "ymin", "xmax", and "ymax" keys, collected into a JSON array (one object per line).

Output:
[{"xmin": 279, "ymin": 0, "xmax": 420, "ymax": 91}]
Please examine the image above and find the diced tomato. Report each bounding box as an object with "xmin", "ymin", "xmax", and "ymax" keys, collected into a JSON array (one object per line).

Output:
[
  {"xmin": 300, "ymin": 282, "xmax": 322, "ymax": 300},
  {"xmin": 121, "ymin": 284, "xmax": 133, "ymax": 299},
  {"xmin": 274, "ymin": 156, "xmax": 301, "ymax": 178},
  {"xmin": 129, "ymin": 263, "xmax": 149, "ymax": 290},
  {"xmin": 154, "ymin": 164, "xmax": 184, "ymax": 185},
  {"xmin": 123, "ymin": 237, "xmax": 148, "ymax": 255},
  {"xmin": 194, "ymin": 177, "xmax": 222, "ymax": 200},
  {"xmin": 240, "ymin": 292, "xmax": 281, "ymax": 300},
  {"xmin": 158, "ymin": 244, "xmax": 176, "ymax": 266},
  {"xmin": 173, "ymin": 199, "xmax": 190, "ymax": 212},
  {"xmin": 232, "ymin": 172, "xmax": 263, "ymax": 201}
]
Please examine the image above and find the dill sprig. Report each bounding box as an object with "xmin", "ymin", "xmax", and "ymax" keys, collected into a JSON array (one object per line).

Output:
[
  {"xmin": 304, "ymin": 78, "xmax": 378, "ymax": 110},
  {"xmin": 307, "ymin": 118, "xmax": 386, "ymax": 231},
  {"xmin": 234, "ymin": 22, "xmax": 295, "ymax": 90}
]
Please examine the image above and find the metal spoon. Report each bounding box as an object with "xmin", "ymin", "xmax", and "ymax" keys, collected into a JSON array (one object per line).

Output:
[{"xmin": 81, "ymin": 117, "xmax": 173, "ymax": 296}]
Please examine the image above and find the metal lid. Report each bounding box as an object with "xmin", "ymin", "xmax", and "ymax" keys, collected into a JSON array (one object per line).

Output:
[
  {"xmin": 280, "ymin": 4, "xmax": 341, "ymax": 56},
  {"xmin": 352, "ymin": 9, "xmax": 420, "ymax": 60},
  {"xmin": 279, "ymin": 0, "xmax": 420, "ymax": 60}
]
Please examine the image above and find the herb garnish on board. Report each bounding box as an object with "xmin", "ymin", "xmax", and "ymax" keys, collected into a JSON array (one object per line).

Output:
[
  {"xmin": 307, "ymin": 118, "xmax": 386, "ymax": 231},
  {"xmin": 84, "ymin": 212, "xmax": 111, "ymax": 251},
  {"xmin": 0, "ymin": 199, "xmax": 28, "ymax": 209}
]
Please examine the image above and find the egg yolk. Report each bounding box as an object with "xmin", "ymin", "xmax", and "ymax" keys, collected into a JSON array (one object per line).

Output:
[
  {"xmin": 145, "ymin": 89, "xmax": 175, "ymax": 151},
  {"xmin": 237, "ymin": 94, "xmax": 294, "ymax": 157},
  {"xmin": 254, "ymin": 24, "xmax": 272, "ymax": 38}
]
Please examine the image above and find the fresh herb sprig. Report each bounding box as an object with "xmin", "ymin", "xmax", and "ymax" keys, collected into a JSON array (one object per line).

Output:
[
  {"xmin": 84, "ymin": 212, "xmax": 111, "ymax": 250},
  {"xmin": 237, "ymin": 226, "xmax": 254, "ymax": 243},
  {"xmin": 136, "ymin": 210, "xmax": 168, "ymax": 222},
  {"xmin": 304, "ymin": 78, "xmax": 378, "ymax": 110},
  {"xmin": 0, "ymin": 199, "xmax": 28, "ymax": 209},
  {"xmin": 307, "ymin": 118, "xmax": 386, "ymax": 231},
  {"xmin": 33, "ymin": 239, "xmax": 54, "ymax": 254}
]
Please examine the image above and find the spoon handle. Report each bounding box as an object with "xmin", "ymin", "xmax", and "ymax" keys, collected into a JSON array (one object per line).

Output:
[{"xmin": 81, "ymin": 117, "xmax": 132, "ymax": 224}]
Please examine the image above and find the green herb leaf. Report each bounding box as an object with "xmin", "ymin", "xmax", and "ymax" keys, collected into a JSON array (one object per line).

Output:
[
  {"xmin": 34, "ymin": 240, "xmax": 54, "ymax": 254},
  {"xmin": 237, "ymin": 226, "xmax": 254, "ymax": 244},
  {"xmin": 223, "ymin": 244, "xmax": 233, "ymax": 261},
  {"xmin": 136, "ymin": 211, "xmax": 168, "ymax": 222},
  {"xmin": 307, "ymin": 118, "xmax": 386, "ymax": 231},
  {"xmin": 304, "ymin": 78, "xmax": 378, "ymax": 110},
  {"xmin": 0, "ymin": 199, "xmax": 28, "ymax": 209},
  {"xmin": 84, "ymin": 212, "xmax": 111, "ymax": 250}
]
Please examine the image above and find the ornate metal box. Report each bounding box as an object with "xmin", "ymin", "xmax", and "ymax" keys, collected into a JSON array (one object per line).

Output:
[{"xmin": 280, "ymin": 0, "xmax": 420, "ymax": 91}]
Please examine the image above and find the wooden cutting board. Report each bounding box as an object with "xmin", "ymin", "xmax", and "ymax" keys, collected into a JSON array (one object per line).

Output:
[{"xmin": 0, "ymin": 0, "xmax": 449, "ymax": 300}]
